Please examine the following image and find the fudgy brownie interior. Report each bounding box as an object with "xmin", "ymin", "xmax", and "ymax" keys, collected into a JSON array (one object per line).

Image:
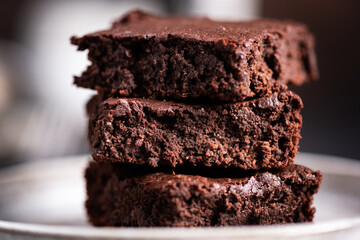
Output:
[
  {"xmin": 85, "ymin": 162, "xmax": 322, "ymax": 227},
  {"xmin": 87, "ymin": 84, "xmax": 302, "ymax": 170},
  {"xmin": 72, "ymin": 10, "xmax": 318, "ymax": 101}
]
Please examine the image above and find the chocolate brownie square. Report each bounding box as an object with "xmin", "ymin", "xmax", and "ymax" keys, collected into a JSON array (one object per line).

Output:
[
  {"xmin": 71, "ymin": 10, "xmax": 318, "ymax": 101},
  {"xmin": 85, "ymin": 162, "xmax": 322, "ymax": 227},
  {"xmin": 87, "ymin": 84, "xmax": 302, "ymax": 170}
]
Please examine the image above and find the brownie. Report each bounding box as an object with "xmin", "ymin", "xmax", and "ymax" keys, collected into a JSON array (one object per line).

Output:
[
  {"xmin": 85, "ymin": 162, "xmax": 322, "ymax": 227},
  {"xmin": 71, "ymin": 10, "xmax": 317, "ymax": 102},
  {"xmin": 87, "ymin": 84, "xmax": 302, "ymax": 170}
]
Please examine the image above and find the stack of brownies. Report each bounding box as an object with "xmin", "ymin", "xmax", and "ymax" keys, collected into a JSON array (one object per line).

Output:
[{"xmin": 72, "ymin": 10, "xmax": 322, "ymax": 227}]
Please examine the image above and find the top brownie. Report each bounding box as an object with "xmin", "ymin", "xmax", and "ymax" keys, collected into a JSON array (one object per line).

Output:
[{"xmin": 72, "ymin": 10, "xmax": 318, "ymax": 101}]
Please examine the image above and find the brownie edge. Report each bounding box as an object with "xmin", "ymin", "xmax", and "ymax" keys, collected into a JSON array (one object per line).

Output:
[{"xmin": 85, "ymin": 162, "xmax": 322, "ymax": 227}]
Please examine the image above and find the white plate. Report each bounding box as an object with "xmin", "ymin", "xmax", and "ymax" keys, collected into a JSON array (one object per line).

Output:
[{"xmin": 0, "ymin": 153, "xmax": 359, "ymax": 240}]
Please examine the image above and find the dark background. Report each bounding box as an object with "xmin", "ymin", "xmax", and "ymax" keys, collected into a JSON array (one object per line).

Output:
[
  {"xmin": 0, "ymin": 0, "xmax": 359, "ymax": 165},
  {"xmin": 263, "ymin": 0, "xmax": 360, "ymax": 159}
]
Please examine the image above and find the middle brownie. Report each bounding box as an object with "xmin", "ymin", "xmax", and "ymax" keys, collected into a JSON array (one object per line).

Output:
[{"xmin": 87, "ymin": 85, "xmax": 302, "ymax": 170}]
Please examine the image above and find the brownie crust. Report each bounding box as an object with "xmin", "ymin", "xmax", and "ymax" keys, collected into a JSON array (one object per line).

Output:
[
  {"xmin": 72, "ymin": 10, "xmax": 318, "ymax": 101},
  {"xmin": 87, "ymin": 84, "xmax": 302, "ymax": 170},
  {"xmin": 85, "ymin": 162, "xmax": 322, "ymax": 227}
]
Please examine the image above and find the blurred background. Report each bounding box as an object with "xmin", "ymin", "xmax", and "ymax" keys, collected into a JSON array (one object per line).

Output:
[{"xmin": 0, "ymin": 0, "xmax": 359, "ymax": 167}]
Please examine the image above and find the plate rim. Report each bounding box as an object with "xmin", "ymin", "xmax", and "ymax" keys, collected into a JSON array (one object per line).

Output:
[
  {"xmin": 0, "ymin": 218, "xmax": 360, "ymax": 239},
  {"xmin": 0, "ymin": 152, "xmax": 359, "ymax": 239}
]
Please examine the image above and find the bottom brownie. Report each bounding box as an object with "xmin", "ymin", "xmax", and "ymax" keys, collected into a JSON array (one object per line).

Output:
[{"xmin": 85, "ymin": 163, "xmax": 321, "ymax": 227}]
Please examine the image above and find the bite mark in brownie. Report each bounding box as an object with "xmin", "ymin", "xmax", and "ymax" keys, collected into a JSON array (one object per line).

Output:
[
  {"xmin": 87, "ymin": 84, "xmax": 302, "ymax": 170},
  {"xmin": 71, "ymin": 10, "xmax": 318, "ymax": 101},
  {"xmin": 85, "ymin": 162, "xmax": 322, "ymax": 227}
]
